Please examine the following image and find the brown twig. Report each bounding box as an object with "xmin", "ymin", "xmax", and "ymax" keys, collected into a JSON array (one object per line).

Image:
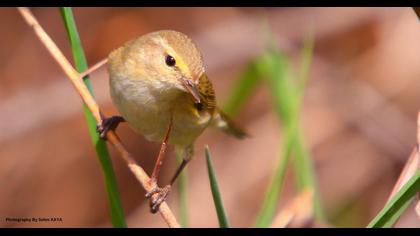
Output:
[
  {"xmin": 17, "ymin": 7, "xmax": 180, "ymax": 228},
  {"xmin": 79, "ymin": 58, "xmax": 108, "ymax": 78}
]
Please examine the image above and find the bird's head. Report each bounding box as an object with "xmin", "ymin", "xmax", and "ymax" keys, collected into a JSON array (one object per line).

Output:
[{"xmin": 110, "ymin": 30, "xmax": 205, "ymax": 103}]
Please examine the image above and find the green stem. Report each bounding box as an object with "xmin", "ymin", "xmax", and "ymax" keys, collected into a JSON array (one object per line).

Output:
[{"xmin": 59, "ymin": 7, "xmax": 126, "ymax": 227}]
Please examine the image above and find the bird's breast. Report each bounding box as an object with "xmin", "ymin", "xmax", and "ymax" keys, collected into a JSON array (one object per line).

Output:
[{"xmin": 109, "ymin": 74, "xmax": 212, "ymax": 147}]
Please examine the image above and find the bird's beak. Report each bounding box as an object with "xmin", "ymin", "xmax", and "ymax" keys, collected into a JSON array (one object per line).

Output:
[{"xmin": 180, "ymin": 78, "xmax": 201, "ymax": 104}]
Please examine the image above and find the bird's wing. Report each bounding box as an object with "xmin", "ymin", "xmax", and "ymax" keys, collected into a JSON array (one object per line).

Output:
[
  {"xmin": 197, "ymin": 73, "xmax": 248, "ymax": 139},
  {"xmin": 197, "ymin": 73, "xmax": 216, "ymax": 113},
  {"xmin": 212, "ymin": 108, "xmax": 248, "ymax": 139}
]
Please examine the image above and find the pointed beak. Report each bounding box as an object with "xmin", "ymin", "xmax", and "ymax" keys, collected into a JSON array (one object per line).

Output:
[{"xmin": 180, "ymin": 78, "xmax": 201, "ymax": 104}]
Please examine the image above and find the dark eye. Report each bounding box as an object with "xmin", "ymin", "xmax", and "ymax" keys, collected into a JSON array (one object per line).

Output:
[
  {"xmin": 194, "ymin": 102, "xmax": 203, "ymax": 111},
  {"xmin": 165, "ymin": 55, "xmax": 176, "ymax": 66}
]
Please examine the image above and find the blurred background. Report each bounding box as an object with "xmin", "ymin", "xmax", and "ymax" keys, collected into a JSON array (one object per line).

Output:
[{"xmin": 0, "ymin": 7, "xmax": 419, "ymax": 228}]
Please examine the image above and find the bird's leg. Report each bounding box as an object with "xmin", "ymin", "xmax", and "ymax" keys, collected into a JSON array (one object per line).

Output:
[
  {"xmin": 79, "ymin": 58, "xmax": 108, "ymax": 79},
  {"xmin": 96, "ymin": 113, "xmax": 126, "ymax": 140},
  {"xmin": 145, "ymin": 119, "xmax": 173, "ymax": 213},
  {"xmin": 169, "ymin": 148, "xmax": 193, "ymax": 185},
  {"xmin": 146, "ymin": 146, "xmax": 192, "ymax": 213},
  {"xmin": 150, "ymin": 119, "xmax": 173, "ymax": 182}
]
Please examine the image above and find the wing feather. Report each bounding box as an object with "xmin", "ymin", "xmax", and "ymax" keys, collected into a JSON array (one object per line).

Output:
[{"xmin": 197, "ymin": 73, "xmax": 216, "ymax": 113}]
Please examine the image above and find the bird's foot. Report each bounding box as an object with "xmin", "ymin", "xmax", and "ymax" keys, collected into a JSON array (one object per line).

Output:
[
  {"xmin": 145, "ymin": 184, "xmax": 171, "ymax": 214},
  {"xmin": 96, "ymin": 116, "xmax": 125, "ymax": 140}
]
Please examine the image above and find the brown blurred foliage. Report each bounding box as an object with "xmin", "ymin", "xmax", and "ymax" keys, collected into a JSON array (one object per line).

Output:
[{"xmin": 0, "ymin": 7, "xmax": 419, "ymax": 227}]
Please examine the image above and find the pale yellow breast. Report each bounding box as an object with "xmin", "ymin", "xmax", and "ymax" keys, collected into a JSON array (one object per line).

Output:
[{"xmin": 109, "ymin": 72, "xmax": 212, "ymax": 148}]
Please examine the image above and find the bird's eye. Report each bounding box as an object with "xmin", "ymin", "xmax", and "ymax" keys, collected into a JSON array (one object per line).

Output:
[
  {"xmin": 194, "ymin": 102, "xmax": 203, "ymax": 111},
  {"xmin": 165, "ymin": 55, "xmax": 176, "ymax": 67}
]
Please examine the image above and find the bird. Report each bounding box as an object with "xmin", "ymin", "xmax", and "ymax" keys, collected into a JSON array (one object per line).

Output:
[{"xmin": 95, "ymin": 30, "xmax": 247, "ymax": 213}]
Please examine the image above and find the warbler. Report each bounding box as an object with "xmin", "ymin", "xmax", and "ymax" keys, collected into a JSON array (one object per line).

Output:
[{"xmin": 96, "ymin": 30, "xmax": 246, "ymax": 213}]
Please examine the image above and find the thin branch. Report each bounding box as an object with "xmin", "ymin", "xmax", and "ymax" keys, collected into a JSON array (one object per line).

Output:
[
  {"xmin": 79, "ymin": 58, "xmax": 108, "ymax": 78},
  {"xmin": 17, "ymin": 7, "xmax": 180, "ymax": 228}
]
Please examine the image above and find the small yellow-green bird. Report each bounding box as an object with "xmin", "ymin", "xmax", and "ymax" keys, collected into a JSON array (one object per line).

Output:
[{"xmin": 96, "ymin": 30, "xmax": 246, "ymax": 213}]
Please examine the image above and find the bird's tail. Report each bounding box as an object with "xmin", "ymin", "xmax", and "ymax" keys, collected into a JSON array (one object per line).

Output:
[{"xmin": 211, "ymin": 108, "xmax": 248, "ymax": 139}]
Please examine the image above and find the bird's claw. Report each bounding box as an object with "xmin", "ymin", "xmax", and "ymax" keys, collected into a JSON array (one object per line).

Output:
[
  {"xmin": 96, "ymin": 116, "xmax": 125, "ymax": 140},
  {"xmin": 96, "ymin": 122, "xmax": 107, "ymax": 140},
  {"xmin": 145, "ymin": 185, "xmax": 171, "ymax": 214}
]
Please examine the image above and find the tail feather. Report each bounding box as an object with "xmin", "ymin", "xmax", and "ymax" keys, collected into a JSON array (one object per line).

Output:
[{"xmin": 212, "ymin": 108, "xmax": 248, "ymax": 139}]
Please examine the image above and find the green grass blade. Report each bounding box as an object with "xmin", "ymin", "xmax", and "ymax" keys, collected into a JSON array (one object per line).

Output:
[
  {"xmin": 266, "ymin": 33, "xmax": 324, "ymax": 221},
  {"xmin": 60, "ymin": 7, "xmax": 126, "ymax": 228},
  {"xmin": 291, "ymin": 38, "xmax": 324, "ymax": 220},
  {"xmin": 176, "ymin": 153, "xmax": 189, "ymax": 227},
  {"xmin": 262, "ymin": 50, "xmax": 297, "ymax": 125},
  {"xmin": 293, "ymin": 132, "xmax": 324, "ymax": 220},
  {"xmin": 367, "ymin": 170, "xmax": 420, "ymax": 228},
  {"xmin": 254, "ymin": 127, "xmax": 295, "ymax": 228},
  {"xmin": 253, "ymin": 49, "xmax": 296, "ymax": 227},
  {"xmin": 292, "ymin": 36, "xmax": 315, "ymax": 191},
  {"xmin": 205, "ymin": 146, "xmax": 230, "ymax": 228},
  {"xmin": 297, "ymin": 35, "xmax": 314, "ymax": 97},
  {"xmin": 253, "ymin": 29, "xmax": 324, "ymax": 225},
  {"xmin": 222, "ymin": 59, "xmax": 262, "ymax": 117},
  {"xmin": 292, "ymin": 133, "xmax": 313, "ymax": 190}
]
